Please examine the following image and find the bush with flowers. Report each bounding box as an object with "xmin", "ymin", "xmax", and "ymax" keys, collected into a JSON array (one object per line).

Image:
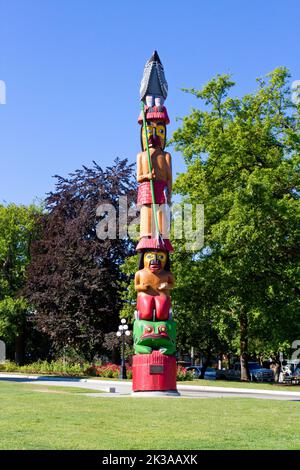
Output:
[
  {"xmin": 176, "ymin": 365, "xmax": 194, "ymax": 381},
  {"xmin": 0, "ymin": 360, "xmax": 193, "ymax": 381},
  {"xmin": 86, "ymin": 363, "xmax": 193, "ymax": 381},
  {"xmin": 86, "ymin": 363, "xmax": 133, "ymax": 379}
]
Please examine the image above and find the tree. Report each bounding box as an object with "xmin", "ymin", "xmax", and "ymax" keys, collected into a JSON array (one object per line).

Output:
[
  {"xmin": 0, "ymin": 203, "xmax": 41, "ymax": 363},
  {"xmin": 25, "ymin": 159, "xmax": 137, "ymax": 359},
  {"xmin": 170, "ymin": 249, "xmax": 237, "ymax": 376},
  {"xmin": 171, "ymin": 68, "xmax": 300, "ymax": 380}
]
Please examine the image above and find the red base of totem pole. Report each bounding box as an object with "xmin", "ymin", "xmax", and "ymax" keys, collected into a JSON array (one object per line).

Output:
[{"xmin": 132, "ymin": 351, "xmax": 177, "ymax": 392}]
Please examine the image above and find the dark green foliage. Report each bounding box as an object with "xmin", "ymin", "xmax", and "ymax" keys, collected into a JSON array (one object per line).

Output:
[
  {"xmin": 25, "ymin": 159, "xmax": 137, "ymax": 359},
  {"xmin": 0, "ymin": 203, "xmax": 42, "ymax": 363}
]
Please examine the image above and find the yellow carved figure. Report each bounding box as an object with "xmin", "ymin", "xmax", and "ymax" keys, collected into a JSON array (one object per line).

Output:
[{"xmin": 134, "ymin": 250, "xmax": 174, "ymax": 321}]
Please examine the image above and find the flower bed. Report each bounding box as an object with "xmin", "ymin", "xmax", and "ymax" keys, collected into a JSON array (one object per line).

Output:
[
  {"xmin": 87, "ymin": 363, "xmax": 193, "ymax": 381},
  {"xmin": 86, "ymin": 363, "xmax": 133, "ymax": 379},
  {"xmin": 0, "ymin": 361, "xmax": 194, "ymax": 381}
]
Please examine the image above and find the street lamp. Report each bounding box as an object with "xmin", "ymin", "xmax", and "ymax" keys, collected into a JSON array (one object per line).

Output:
[{"xmin": 116, "ymin": 318, "xmax": 131, "ymax": 379}]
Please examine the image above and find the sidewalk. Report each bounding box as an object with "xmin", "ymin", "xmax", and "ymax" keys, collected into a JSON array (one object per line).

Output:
[{"xmin": 1, "ymin": 372, "xmax": 300, "ymax": 398}]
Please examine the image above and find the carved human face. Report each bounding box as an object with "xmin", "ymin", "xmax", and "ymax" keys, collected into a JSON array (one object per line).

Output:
[
  {"xmin": 143, "ymin": 251, "xmax": 167, "ymax": 273},
  {"xmin": 141, "ymin": 121, "xmax": 166, "ymax": 150}
]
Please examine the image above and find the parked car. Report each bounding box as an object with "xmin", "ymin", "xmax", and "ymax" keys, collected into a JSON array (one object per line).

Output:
[
  {"xmin": 216, "ymin": 362, "xmax": 274, "ymax": 382},
  {"xmin": 186, "ymin": 366, "xmax": 217, "ymax": 380}
]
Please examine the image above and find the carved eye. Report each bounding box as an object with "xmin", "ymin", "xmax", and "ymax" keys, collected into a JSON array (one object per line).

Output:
[
  {"xmin": 145, "ymin": 326, "xmax": 154, "ymax": 334},
  {"xmin": 159, "ymin": 325, "xmax": 167, "ymax": 334}
]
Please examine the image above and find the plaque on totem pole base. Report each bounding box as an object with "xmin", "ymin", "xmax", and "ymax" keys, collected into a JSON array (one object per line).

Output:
[{"xmin": 150, "ymin": 364, "xmax": 164, "ymax": 374}]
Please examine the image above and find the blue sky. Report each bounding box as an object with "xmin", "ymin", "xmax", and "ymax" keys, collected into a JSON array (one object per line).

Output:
[{"xmin": 1, "ymin": 0, "xmax": 299, "ymax": 205}]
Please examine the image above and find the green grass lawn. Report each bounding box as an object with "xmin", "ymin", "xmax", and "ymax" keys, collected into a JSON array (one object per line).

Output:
[
  {"xmin": 0, "ymin": 381, "xmax": 299, "ymax": 450},
  {"xmin": 182, "ymin": 379, "xmax": 300, "ymax": 392},
  {"xmin": 24, "ymin": 385, "xmax": 104, "ymax": 394}
]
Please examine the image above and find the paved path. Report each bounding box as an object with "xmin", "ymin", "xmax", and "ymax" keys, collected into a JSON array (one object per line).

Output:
[{"xmin": 1, "ymin": 373, "xmax": 300, "ymax": 400}]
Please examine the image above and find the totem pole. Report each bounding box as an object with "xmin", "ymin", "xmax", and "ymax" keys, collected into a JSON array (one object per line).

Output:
[{"xmin": 132, "ymin": 51, "xmax": 179, "ymax": 395}]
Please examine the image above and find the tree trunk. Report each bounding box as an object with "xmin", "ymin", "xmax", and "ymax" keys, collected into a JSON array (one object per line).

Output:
[
  {"xmin": 273, "ymin": 358, "xmax": 281, "ymax": 383},
  {"xmin": 190, "ymin": 346, "xmax": 194, "ymax": 366},
  {"xmin": 239, "ymin": 312, "xmax": 250, "ymax": 381},
  {"xmin": 200, "ymin": 350, "xmax": 211, "ymax": 379},
  {"xmin": 15, "ymin": 333, "xmax": 25, "ymax": 365},
  {"xmin": 227, "ymin": 354, "xmax": 231, "ymax": 369}
]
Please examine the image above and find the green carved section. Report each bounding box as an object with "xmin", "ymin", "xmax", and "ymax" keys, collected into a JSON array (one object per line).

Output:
[{"xmin": 133, "ymin": 319, "xmax": 176, "ymax": 355}]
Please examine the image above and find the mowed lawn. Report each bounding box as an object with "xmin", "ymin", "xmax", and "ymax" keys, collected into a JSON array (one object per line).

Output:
[
  {"xmin": 0, "ymin": 381, "xmax": 299, "ymax": 450},
  {"xmin": 183, "ymin": 379, "xmax": 300, "ymax": 393}
]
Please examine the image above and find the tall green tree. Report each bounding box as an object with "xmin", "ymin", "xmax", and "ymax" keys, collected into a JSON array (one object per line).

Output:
[
  {"xmin": 171, "ymin": 68, "xmax": 300, "ymax": 379},
  {"xmin": 0, "ymin": 203, "xmax": 41, "ymax": 363}
]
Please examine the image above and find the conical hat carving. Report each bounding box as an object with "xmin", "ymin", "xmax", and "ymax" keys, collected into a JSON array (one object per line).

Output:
[{"xmin": 140, "ymin": 50, "xmax": 168, "ymax": 101}]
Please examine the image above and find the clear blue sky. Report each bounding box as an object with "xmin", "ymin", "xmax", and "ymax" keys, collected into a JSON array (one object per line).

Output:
[{"xmin": 1, "ymin": 0, "xmax": 299, "ymax": 205}]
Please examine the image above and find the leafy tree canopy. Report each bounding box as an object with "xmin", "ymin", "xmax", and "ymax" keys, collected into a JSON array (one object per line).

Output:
[
  {"xmin": 0, "ymin": 203, "xmax": 41, "ymax": 360},
  {"xmin": 170, "ymin": 68, "xmax": 300, "ymax": 374}
]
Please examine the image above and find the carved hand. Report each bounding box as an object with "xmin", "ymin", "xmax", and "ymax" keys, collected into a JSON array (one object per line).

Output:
[
  {"xmin": 146, "ymin": 169, "xmax": 156, "ymax": 180},
  {"xmin": 158, "ymin": 282, "xmax": 168, "ymax": 290}
]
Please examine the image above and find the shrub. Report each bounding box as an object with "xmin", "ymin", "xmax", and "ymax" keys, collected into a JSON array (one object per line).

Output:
[
  {"xmin": 86, "ymin": 363, "xmax": 193, "ymax": 381},
  {"xmin": 0, "ymin": 361, "xmax": 19, "ymax": 372},
  {"xmin": 176, "ymin": 365, "xmax": 194, "ymax": 381},
  {"xmin": 0, "ymin": 361, "xmax": 193, "ymax": 381},
  {"xmin": 0, "ymin": 360, "xmax": 89, "ymax": 376},
  {"xmin": 89, "ymin": 363, "xmax": 130, "ymax": 379}
]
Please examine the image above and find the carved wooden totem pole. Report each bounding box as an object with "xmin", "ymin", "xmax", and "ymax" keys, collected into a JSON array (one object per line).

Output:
[{"xmin": 132, "ymin": 51, "xmax": 179, "ymax": 395}]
